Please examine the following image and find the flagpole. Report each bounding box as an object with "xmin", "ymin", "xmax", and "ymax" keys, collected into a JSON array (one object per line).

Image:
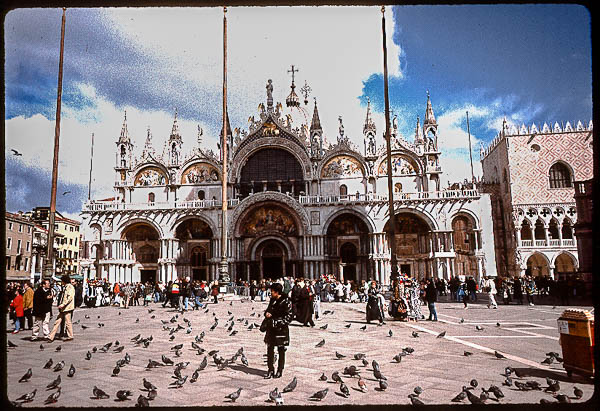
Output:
[
  {"xmin": 88, "ymin": 133, "xmax": 94, "ymax": 200},
  {"xmin": 466, "ymin": 111, "xmax": 475, "ymax": 184},
  {"xmin": 381, "ymin": 6, "xmax": 400, "ymax": 306},
  {"xmin": 219, "ymin": 6, "xmax": 230, "ymax": 284},
  {"xmin": 43, "ymin": 7, "xmax": 67, "ymax": 280}
]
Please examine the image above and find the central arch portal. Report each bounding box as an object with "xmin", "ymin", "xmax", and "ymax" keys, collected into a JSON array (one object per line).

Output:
[{"xmin": 256, "ymin": 239, "xmax": 288, "ymax": 280}]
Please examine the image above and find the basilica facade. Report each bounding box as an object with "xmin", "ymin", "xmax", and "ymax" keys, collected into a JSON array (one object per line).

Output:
[{"xmin": 79, "ymin": 79, "xmax": 497, "ymax": 285}]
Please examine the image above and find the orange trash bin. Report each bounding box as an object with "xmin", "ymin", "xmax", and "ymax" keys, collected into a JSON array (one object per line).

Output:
[{"xmin": 557, "ymin": 309, "xmax": 594, "ymax": 378}]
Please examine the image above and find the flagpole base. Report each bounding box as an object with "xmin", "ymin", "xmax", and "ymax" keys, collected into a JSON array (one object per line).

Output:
[{"xmin": 218, "ymin": 260, "xmax": 230, "ymax": 286}]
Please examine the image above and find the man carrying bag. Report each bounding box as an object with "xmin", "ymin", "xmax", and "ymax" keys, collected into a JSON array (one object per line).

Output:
[{"xmin": 261, "ymin": 282, "xmax": 293, "ymax": 379}]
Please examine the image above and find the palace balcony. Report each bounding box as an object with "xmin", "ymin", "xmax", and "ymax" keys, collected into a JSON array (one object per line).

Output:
[{"xmin": 519, "ymin": 239, "xmax": 575, "ymax": 248}]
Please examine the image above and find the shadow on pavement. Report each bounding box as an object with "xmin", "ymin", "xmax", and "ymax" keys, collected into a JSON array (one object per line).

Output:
[
  {"xmin": 512, "ymin": 367, "xmax": 594, "ymax": 384},
  {"xmin": 228, "ymin": 364, "xmax": 266, "ymax": 377}
]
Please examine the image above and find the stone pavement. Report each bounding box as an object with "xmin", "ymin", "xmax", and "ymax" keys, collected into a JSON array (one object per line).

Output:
[{"xmin": 6, "ymin": 297, "xmax": 595, "ymax": 407}]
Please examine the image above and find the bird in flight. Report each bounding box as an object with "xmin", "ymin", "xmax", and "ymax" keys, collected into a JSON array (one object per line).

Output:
[
  {"xmin": 11, "ymin": 149, "xmax": 22, "ymax": 156},
  {"xmin": 62, "ymin": 191, "xmax": 71, "ymax": 195}
]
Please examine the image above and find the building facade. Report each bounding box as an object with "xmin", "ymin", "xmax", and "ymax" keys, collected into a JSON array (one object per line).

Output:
[
  {"xmin": 480, "ymin": 119, "xmax": 593, "ymax": 279},
  {"xmin": 5, "ymin": 212, "xmax": 35, "ymax": 281},
  {"xmin": 573, "ymin": 179, "xmax": 593, "ymax": 284},
  {"xmin": 80, "ymin": 80, "xmax": 497, "ymax": 285}
]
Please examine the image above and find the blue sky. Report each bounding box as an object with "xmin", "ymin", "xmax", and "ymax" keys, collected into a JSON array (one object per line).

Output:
[{"xmin": 4, "ymin": 6, "xmax": 592, "ymax": 220}]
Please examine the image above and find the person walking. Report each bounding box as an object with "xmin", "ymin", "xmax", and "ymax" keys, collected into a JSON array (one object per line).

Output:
[
  {"xmin": 298, "ymin": 280, "xmax": 315, "ymax": 327},
  {"xmin": 10, "ymin": 288, "xmax": 25, "ymax": 334},
  {"xmin": 312, "ymin": 279, "xmax": 322, "ymax": 320},
  {"xmin": 210, "ymin": 281, "xmax": 219, "ymax": 304},
  {"xmin": 22, "ymin": 282, "xmax": 34, "ymax": 330},
  {"xmin": 48, "ymin": 275, "xmax": 75, "ymax": 342},
  {"xmin": 32, "ymin": 279, "xmax": 54, "ymax": 341},
  {"xmin": 525, "ymin": 276, "xmax": 535, "ymax": 306},
  {"xmin": 461, "ymin": 282, "xmax": 469, "ymax": 309},
  {"xmin": 483, "ymin": 276, "xmax": 498, "ymax": 309},
  {"xmin": 425, "ymin": 279, "xmax": 438, "ymax": 321},
  {"xmin": 467, "ymin": 276, "xmax": 477, "ymax": 301},
  {"xmin": 262, "ymin": 282, "xmax": 293, "ymax": 379}
]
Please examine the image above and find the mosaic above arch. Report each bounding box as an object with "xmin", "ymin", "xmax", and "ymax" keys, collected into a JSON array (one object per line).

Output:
[
  {"xmin": 134, "ymin": 167, "xmax": 167, "ymax": 186},
  {"xmin": 378, "ymin": 155, "xmax": 417, "ymax": 176},
  {"xmin": 181, "ymin": 163, "xmax": 220, "ymax": 184},
  {"xmin": 241, "ymin": 204, "xmax": 298, "ymax": 236},
  {"xmin": 321, "ymin": 155, "xmax": 364, "ymax": 178}
]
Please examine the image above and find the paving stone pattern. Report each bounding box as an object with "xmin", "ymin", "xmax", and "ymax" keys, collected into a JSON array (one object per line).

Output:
[{"xmin": 6, "ymin": 298, "xmax": 595, "ymax": 407}]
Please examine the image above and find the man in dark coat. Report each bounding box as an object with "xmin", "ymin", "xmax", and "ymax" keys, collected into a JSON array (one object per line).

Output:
[
  {"xmin": 263, "ymin": 282, "xmax": 293, "ymax": 379},
  {"xmin": 425, "ymin": 279, "xmax": 438, "ymax": 321},
  {"xmin": 32, "ymin": 279, "xmax": 54, "ymax": 341},
  {"xmin": 296, "ymin": 281, "xmax": 315, "ymax": 327},
  {"xmin": 290, "ymin": 280, "xmax": 301, "ymax": 320}
]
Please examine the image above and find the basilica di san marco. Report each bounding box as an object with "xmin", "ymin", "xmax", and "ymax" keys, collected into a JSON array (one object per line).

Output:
[{"xmin": 79, "ymin": 77, "xmax": 496, "ymax": 286}]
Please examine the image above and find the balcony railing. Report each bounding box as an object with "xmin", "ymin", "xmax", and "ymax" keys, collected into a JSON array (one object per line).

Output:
[
  {"xmin": 83, "ymin": 198, "xmax": 240, "ymax": 212},
  {"xmin": 520, "ymin": 239, "xmax": 576, "ymax": 248}
]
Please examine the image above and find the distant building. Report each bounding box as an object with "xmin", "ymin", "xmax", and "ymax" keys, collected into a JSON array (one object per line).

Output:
[
  {"xmin": 28, "ymin": 207, "xmax": 81, "ymax": 276},
  {"xmin": 5, "ymin": 212, "xmax": 35, "ymax": 282},
  {"xmin": 481, "ymin": 119, "xmax": 593, "ymax": 279},
  {"xmin": 573, "ymin": 179, "xmax": 593, "ymax": 286}
]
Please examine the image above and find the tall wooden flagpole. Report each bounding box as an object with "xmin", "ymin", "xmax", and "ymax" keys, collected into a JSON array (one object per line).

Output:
[
  {"xmin": 382, "ymin": 6, "xmax": 400, "ymax": 307},
  {"xmin": 88, "ymin": 133, "xmax": 95, "ymax": 200},
  {"xmin": 466, "ymin": 111, "xmax": 475, "ymax": 184},
  {"xmin": 219, "ymin": 6, "xmax": 230, "ymax": 284},
  {"xmin": 44, "ymin": 8, "xmax": 67, "ymax": 280}
]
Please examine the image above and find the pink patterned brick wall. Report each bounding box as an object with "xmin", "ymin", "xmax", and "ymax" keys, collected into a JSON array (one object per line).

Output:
[{"xmin": 507, "ymin": 131, "xmax": 593, "ymax": 205}]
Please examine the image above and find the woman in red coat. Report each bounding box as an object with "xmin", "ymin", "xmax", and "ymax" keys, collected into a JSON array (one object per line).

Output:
[{"xmin": 10, "ymin": 288, "xmax": 25, "ymax": 333}]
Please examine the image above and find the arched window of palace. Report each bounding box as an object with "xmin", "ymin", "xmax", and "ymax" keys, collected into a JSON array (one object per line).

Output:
[
  {"xmin": 562, "ymin": 219, "xmax": 573, "ymax": 239},
  {"xmin": 549, "ymin": 162, "xmax": 572, "ymax": 188},
  {"xmin": 239, "ymin": 148, "xmax": 304, "ymax": 197},
  {"xmin": 548, "ymin": 218, "xmax": 560, "ymax": 239},
  {"xmin": 148, "ymin": 192, "xmax": 155, "ymax": 203},
  {"xmin": 520, "ymin": 220, "xmax": 533, "ymax": 240},
  {"xmin": 534, "ymin": 218, "xmax": 546, "ymax": 240},
  {"xmin": 339, "ymin": 184, "xmax": 348, "ymax": 196}
]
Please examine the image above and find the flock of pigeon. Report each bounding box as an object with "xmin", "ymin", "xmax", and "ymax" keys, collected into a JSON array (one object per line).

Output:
[{"xmin": 7, "ymin": 301, "xmax": 588, "ymax": 406}]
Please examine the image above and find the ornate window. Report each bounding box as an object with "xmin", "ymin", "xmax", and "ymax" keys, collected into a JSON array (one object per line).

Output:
[
  {"xmin": 549, "ymin": 163, "xmax": 572, "ymax": 188},
  {"xmin": 339, "ymin": 184, "xmax": 348, "ymax": 196},
  {"xmin": 148, "ymin": 192, "xmax": 155, "ymax": 203},
  {"xmin": 394, "ymin": 182, "xmax": 403, "ymax": 192},
  {"xmin": 198, "ymin": 190, "xmax": 205, "ymax": 200}
]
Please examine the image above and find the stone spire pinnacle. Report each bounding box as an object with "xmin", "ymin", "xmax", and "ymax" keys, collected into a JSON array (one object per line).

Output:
[
  {"xmin": 197, "ymin": 124, "xmax": 203, "ymax": 147},
  {"xmin": 363, "ymin": 97, "xmax": 376, "ymax": 135},
  {"xmin": 414, "ymin": 115, "xmax": 424, "ymax": 143},
  {"xmin": 171, "ymin": 108, "xmax": 180, "ymax": 137},
  {"xmin": 424, "ymin": 90, "xmax": 436, "ymax": 125},
  {"xmin": 310, "ymin": 98, "xmax": 322, "ymax": 131},
  {"xmin": 141, "ymin": 126, "xmax": 155, "ymax": 160},
  {"xmin": 118, "ymin": 110, "xmax": 129, "ymax": 143}
]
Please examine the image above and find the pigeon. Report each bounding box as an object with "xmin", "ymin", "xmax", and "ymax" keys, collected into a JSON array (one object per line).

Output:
[
  {"xmin": 208, "ymin": 350, "xmax": 219, "ymax": 356},
  {"xmin": 169, "ymin": 335, "xmax": 175, "ymax": 341},
  {"xmin": 44, "ymin": 387, "xmax": 61, "ymax": 404},
  {"xmin": 55, "ymin": 345, "xmax": 62, "ymax": 352},
  {"xmin": 343, "ymin": 365, "xmax": 360, "ymax": 377},
  {"xmin": 544, "ymin": 378, "xmax": 560, "ymax": 393},
  {"xmin": 451, "ymin": 391, "xmax": 467, "ymax": 402},
  {"xmin": 514, "ymin": 381, "xmax": 530, "ymax": 391},
  {"xmin": 269, "ymin": 387, "xmax": 279, "ymax": 402},
  {"xmin": 412, "ymin": 331, "xmax": 419, "ymax": 338},
  {"xmin": 465, "ymin": 388, "xmax": 485, "ymax": 404},
  {"xmin": 309, "ymin": 388, "xmax": 329, "ymax": 401},
  {"xmin": 409, "ymin": 394, "xmax": 424, "ymax": 405},
  {"xmin": 541, "ymin": 357, "xmax": 554, "ymax": 365},
  {"xmin": 174, "ymin": 349, "xmax": 182, "ymax": 357},
  {"xmin": 114, "ymin": 346, "xmax": 125, "ymax": 353},
  {"xmin": 319, "ymin": 373, "xmax": 328, "ymax": 381},
  {"xmin": 358, "ymin": 376, "xmax": 367, "ymax": 391},
  {"xmin": 555, "ymin": 394, "xmax": 571, "ymax": 403},
  {"xmin": 345, "ymin": 324, "xmax": 352, "ymax": 328},
  {"xmin": 136, "ymin": 394, "xmax": 150, "ymax": 407},
  {"xmin": 494, "ymin": 351, "xmax": 506, "ymax": 359},
  {"xmin": 554, "ymin": 355, "xmax": 563, "ymax": 363},
  {"xmin": 464, "ymin": 351, "xmax": 473, "ymax": 357},
  {"xmin": 540, "ymin": 398, "xmax": 556, "ymax": 404},
  {"xmin": 116, "ymin": 390, "xmax": 133, "ymax": 401},
  {"xmin": 360, "ymin": 325, "xmax": 367, "ymax": 331},
  {"xmin": 502, "ymin": 377, "xmax": 513, "ymax": 387},
  {"xmin": 47, "ymin": 375, "xmax": 61, "ymax": 390},
  {"xmin": 43, "ymin": 359, "xmax": 54, "ymax": 369},
  {"xmin": 320, "ymin": 324, "xmax": 328, "ymax": 330},
  {"xmin": 476, "ymin": 325, "xmax": 484, "ymax": 331},
  {"xmin": 315, "ymin": 339, "xmax": 325, "ymax": 348},
  {"xmin": 85, "ymin": 351, "xmax": 92, "ymax": 360},
  {"xmin": 112, "ymin": 365, "xmax": 120, "ymax": 377},
  {"xmin": 143, "ymin": 378, "xmax": 157, "ymax": 391},
  {"xmin": 393, "ymin": 354, "xmax": 403, "ymax": 363},
  {"xmin": 335, "ymin": 351, "xmax": 346, "ymax": 359},
  {"xmin": 332, "ymin": 371, "xmax": 343, "ymax": 383},
  {"xmin": 373, "ymin": 369, "xmax": 387, "ymax": 381},
  {"xmin": 403, "ymin": 347, "xmax": 415, "ymax": 354},
  {"xmin": 525, "ymin": 380, "xmax": 542, "ymax": 390},
  {"xmin": 198, "ymin": 356, "xmax": 208, "ymax": 370},
  {"xmin": 283, "ymin": 376, "xmax": 297, "ymax": 393},
  {"xmin": 162, "ymin": 355, "xmax": 174, "ymax": 365},
  {"xmin": 190, "ymin": 370, "xmax": 199, "ymax": 383},
  {"xmin": 470, "ymin": 379, "xmax": 478, "ymax": 388},
  {"xmin": 353, "ymin": 353, "xmax": 366, "ymax": 360},
  {"xmin": 39, "ymin": 343, "xmax": 44, "ymax": 351},
  {"xmin": 486, "ymin": 385, "xmax": 505, "ymax": 399},
  {"xmin": 146, "ymin": 359, "xmax": 163, "ymax": 369},
  {"xmin": 81, "ymin": 324, "xmax": 89, "ymax": 329},
  {"xmin": 115, "ymin": 340, "xmax": 120, "ymax": 346},
  {"xmin": 573, "ymin": 386, "xmax": 583, "ymax": 399},
  {"xmin": 53, "ymin": 361, "xmax": 65, "ymax": 372},
  {"xmin": 496, "ymin": 322, "xmax": 501, "ymax": 327},
  {"xmin": 361, "ymin": 358, "xmax": 369, "ymax": 367},
  {"xmin": 340, "ymin": 382, "xmax": 350, "ymax": 397},
  {"xmin": 116, "ymin": 359, "xmax": 127, "ymax": 368},
  {"xmin": 225, "ymin": 388, "xmax": 242, "ymax": 402},
  {"xmin": 437, "ymin": 330, "xmax": 446, "ymax": 338},
  {"xmin": 414, "ymin": 386, "xmax": 423, "ymax": 396},
  {"xmin": 19, "ymin": 368, "xmax": 32, "ymax": 383},
  {"xmin": 93, "ymin": 386, "xmax": 110, "ymax": 399},
  {"xmin": 131, "ymin": 334, "xmax": 141, "ymax": 342},
  {"xmin": 388, "ymin": 330, "xmax": 393, "ymax": 337},
  {"xmin": 240, "ymin": 354, "xmax": 249, "ymax": 366},
  {"xmin": 92, "ymin": 347, "xmax": 97, "ymax": 353},
  {"xmin": 67, "ymin": 364, "xmax": 76, "ymax": 378},
  {"xmin": 372, "ymin": 360, "xmax": 380, "ymax": 372},
  {"xmin": 379, "ymin": 379, "xmax": 388, "ymax": 391},
  {"xmin": 15, "ymin": 389, "xmax": 37, "ymax": 403},
  {"xmin": 125, "ymin": 352, "xmax": 131, "ymax": 364},
  {"xmin": 191, "ymin": 342, "xmax": 201, "ymax": 350},
  {"xmin": 147, "ymin": 390, "xmax": 157, "ymax": 401},
  {"xmin": 169, "ymin": 376, "xmax": 187, "ymax": 388}
]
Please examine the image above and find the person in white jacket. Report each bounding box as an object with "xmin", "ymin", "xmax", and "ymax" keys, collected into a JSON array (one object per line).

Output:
[{"xmin": 483, "ymin": 276, "xmax": 498, "ymax": 309}]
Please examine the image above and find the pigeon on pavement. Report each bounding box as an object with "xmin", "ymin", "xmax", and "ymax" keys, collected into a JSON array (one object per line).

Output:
[
  {"xmin": 340, "ymin": 382, "xmax": 350, "ymax": 397},
  {"xmin": 15, "ymin": 389, "xmax": 37, "ymax": 403},
  {"xmin": 143, "ymin": 378, "xmax": 157, "ymax": 391},
  {"xmin": 309, "ymin": 388, "xmax": 329, "ymax": 401},
  {"xmin": 409, "ymin": 394, "xmax": 424, "ymax": 405},
  {"xmin": 93, "ymin": 386, "xmax": 110, "ymax": 399},
  {"xmin": 136, "ymin": 394, "xmax": 150, "ymax": 407},
  {"xmin": 573, "ymin": 386, "xmax": 583, "ymax": 399},
  {"xmin": 379, "ymin": 379, "xmax": 388, "ymax": 391},
  {"xmin": 414, "ymin": 386, "xmax": 423, "ymax": 396},
  {"xmin": 44, "ymin": 387, "xmax": 61, "ymax": 404},
  {"xmin": 268, "ymin": 387, "xmax": 279, "ymax": 402},
  {"xmin": 225, "ymin": 388, "xmax": 242, "ymax": 402},
  {"xmin": 332, "ymin": 371, "xmax": 343, "ymax": 383},
  {"xmin": 53, "ymin": 361, "xmax": 65, "ymax": 372},
  {"xmin": 67, "ymin": 364, "xmax": 76, "ymax": 378},
  {"xmin": 116, "ymin": 390, "xmax": 133, "ymax": 401},
  {"xmin": 43, "ymin": 359, "xmax": 53, "ymax": 369},
  {"xmin": 412, "ymin": 331, "xmax": 419, "ymax": 338},
  {"xmin": 283, "ymin": 376, "xmax": 297, "ymax": 393},
  {"xmin": 494, "ymin": 351, "xmax": 506, "ymax": 359},
  {"xmin": 19, "ymin": 368, "xmax": 32, "ymax": 383},
  {"xmin": 315, "ymin": 339, "xmax": 325, "ymax": 348},
  {"xmin": 437, "ymin": 331, "xmax": 446, "ymax": 338},
  {"xmin": 46, "ymin": 375, "xmax": 61, "ymax": 390},
  {"xmin": 335, "ymin": 351, "xmax": 346, "ymax": 359},
  {"xmin": 451, "ymin": 391, "xmax": 467, "ymax": 402}
]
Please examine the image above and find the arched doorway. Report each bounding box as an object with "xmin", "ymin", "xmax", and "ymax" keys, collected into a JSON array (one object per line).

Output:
[
  {"xmin": 326, "ymin": 213, "xmax": 371, "ymax": 282},
  {"xmin": 122, "ymin": 223, "xmax": 160, "ymax": 283},
  {"xmin": 555, "ymin": 253, "xmax": 576, "ymax": 280},
  {"xmin": 525, "ymin": 253, "xmax": 550, "ymax": 277},
  {"xmin": 175, "ymin": 219, "xmax": 213, "ymax": 281},
  {"xmin": 383, "ymin": 212, "xmax": 432, "ymax": 278},
  {"xmin": 256, "ymin": 239, "xmax": 288, "ymax": 280},
  {"xmin": 452, "ymin": 215, "xmax": 478, "ymax": 278}
]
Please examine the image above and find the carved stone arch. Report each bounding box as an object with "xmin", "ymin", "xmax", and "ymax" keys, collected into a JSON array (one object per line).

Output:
[
  {"xmin": 178, "ymin": 158, "xmax": 222, "ymax": 185},
  {"xmin": 90, "ymin": 223, "xmax": 103, "ymax": 241},
  {"xmin": 551, "ymin": 250, "xmax": 578, "ymax": 268},
  {"xmin": 248, "ymin": 234, "xmax": 296, "ymax": 261},
  {"xmin": 318, "ymin": 149, "xmax": 367, "ymax": 180},
  {"xmin": 375, "ymin": 149, "xmax": 424, "ymax": 176},
  {"xmin": 231, "ymin": 191, "xmax": 311, "ymax": 236},
  {"xmin": 132, "ymin": 163, "xmax": 170, "ymax": 186},
  {"xmin": 117, "ymin": 216, "xmax": 164, "ymax": 239},
  {"xmin": 381, "ymin": 206, "xmax": 439, "ymax": 232},
  {"xmin": 524, "ymin": 251, "xmax": 551, "ymax": 267},
  {"xmin": 171, "ymin": 214, "xmax": 217, "ymax": 239},
  {"xmin": 231, "ymin": 138, "xmax": 312, "ymax": 183},
  {"xmin": 321, "ymin": 208, "xmax": 375, "ymax": 236},
  {"xmin": 450, "ymin": 210, "xmax": 480, "ymax": 230}
]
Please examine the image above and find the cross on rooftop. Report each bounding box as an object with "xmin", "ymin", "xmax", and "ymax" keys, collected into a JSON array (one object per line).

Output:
[{"xmin": 288, "ymin": 65, "xmax": 299, "ymax": 86}]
